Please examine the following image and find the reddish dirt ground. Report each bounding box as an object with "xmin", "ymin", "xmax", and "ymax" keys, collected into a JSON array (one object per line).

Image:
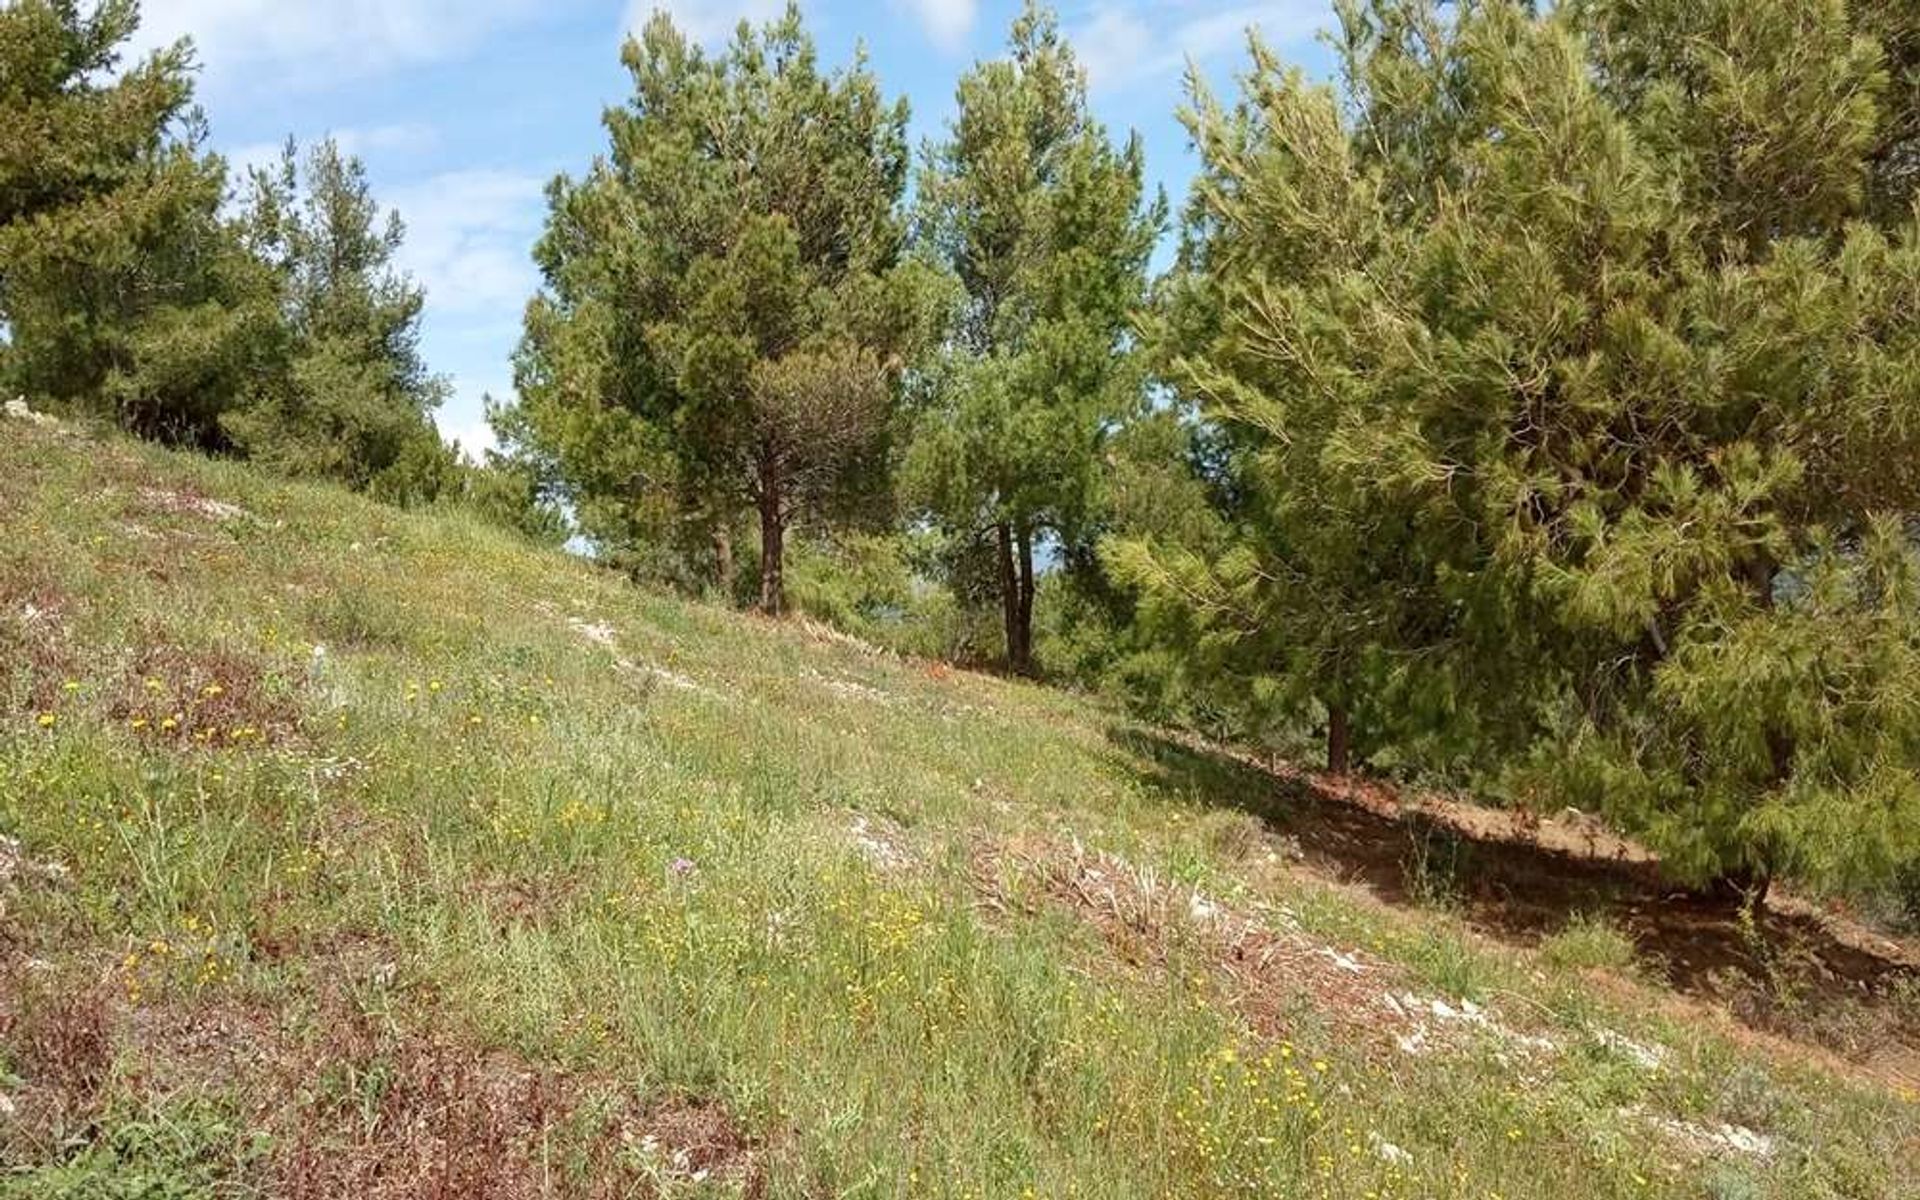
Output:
[{"xmin": 1113, "ymin": 727, "xmax": 1920, "ymax": 1086}]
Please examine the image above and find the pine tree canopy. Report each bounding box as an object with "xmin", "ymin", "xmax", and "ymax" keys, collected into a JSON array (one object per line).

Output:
[
  {"xmin": 224, "ymin": 138, "xmax": 451, "ymax": 492},
  {"xmin": 1128, "ymin": 0, "xmax": 1920, "ymax": 889},
  {"xmin": 906, "ymin": 1, "xmax": 1163, "ymax": 672},
  {"xmin": 0, "ymin": 0, "xmax": 274, "ymax": 448},
  {"xmin": 506, "ymin": 3, "xmax": 938, "ymax": 612},
  {"xmin": 0, "ymin": 5, "xmax": 443, "ymax": 490}
]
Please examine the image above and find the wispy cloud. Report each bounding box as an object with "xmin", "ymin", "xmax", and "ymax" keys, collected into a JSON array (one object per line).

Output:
[
  {"xmin": 131, "ymin": 0, "xmax": 548, "ymax": 92},
  {"xmin": 1073, "ymin": 1, "xmax": 1331, "ymax": 92},
  {"xmin": 335, "ymin": 123, "xmax": 440, "ymax": 157},
  {"xmin": 436, "ymin": 385, "xmax": 507, "ymax": 461},
  {"xmin": 386, "ymin": 169, "xmax": 548, "ymax": 319},
  {"xmin": 223, "ymin": 124, "xmax": 439, "ymax": 182},
  {"xmin": 896, "ymin": 0, "xmax": 978, "ymax": 52},
  {"xmin": 621, "ymin": 0, "xmax": 788, "ymax": 46}
]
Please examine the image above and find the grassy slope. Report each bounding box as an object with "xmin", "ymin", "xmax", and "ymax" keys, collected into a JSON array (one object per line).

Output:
[{"xmin": 0, "ymin": 422, "xmax": 1914, "ymax": 1199}]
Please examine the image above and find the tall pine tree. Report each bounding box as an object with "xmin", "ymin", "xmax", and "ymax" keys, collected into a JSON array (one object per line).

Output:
[
  {"xmin": 505, "ymin": 6, "xmax": 934, "ymax": 612},
  {"xmin": 0, "ymin": 0, "xmax": 277, "ymax": 448},
  {"xmin": 225, "ymin": 137, "xmax": 451, "ymax": 494},
  {"xmin": 1134, "ymin": 0, "xmax": 1920, "ymax": 893},
  {"xmin": 907, "ymin": 2, "xmax": 1162, "ymax": 673}
]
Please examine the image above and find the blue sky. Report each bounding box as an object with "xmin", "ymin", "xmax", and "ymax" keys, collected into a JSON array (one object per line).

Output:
[{"xmin": 135, "ymin": 1, "xmax": 1340, "ymax": 458}]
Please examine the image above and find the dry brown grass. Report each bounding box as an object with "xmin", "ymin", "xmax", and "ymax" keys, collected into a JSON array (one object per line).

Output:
[
  {"xmin": 2, "ymin": 943, "xmax": 767, "ymax": 1199},
  {"xmin": 0, "ymin": 573, "xmax": 76, "ymax": 717},
  {"xmin": 972, "ymin": 837, "xmax": 1525, "ymax": 1062},
  {"xmin": 0, "ymin": 962, "xmax": 115, "ymax": 1152},
  {"xmin": 106, "ymin": 639, "xmax": 303, "ymax": 750}
]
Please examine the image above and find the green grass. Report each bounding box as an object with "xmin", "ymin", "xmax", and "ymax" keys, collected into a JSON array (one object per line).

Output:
[
  {"xmin": 1541, "ymin": 915, "xmax": 1640, "ymax": 975},
  {"xmin": 1, "ymin": 424, "xmax": 1915, "ymax": 1199}
]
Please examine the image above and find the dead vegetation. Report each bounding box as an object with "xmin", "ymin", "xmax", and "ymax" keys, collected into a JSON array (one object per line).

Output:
[
  {"xmin": 106, "ymin": 640, "xmax": 304, "ymax": 750},
  {"xmin": 0, "ymin": 812, "xmax": 764, "ymax": 1198},
  {"xmin": 0, "ymin": 941, "xmax": 767, "ymax": 1199},
  {"xmin": 130, "ymin": 485, "xmax": 256, "ymax": 526},
  {"xmin": 973, "ymin": 836, "xmax": 1556, "ymax": 1066},
  {"xmin": 263, "ymin": 1035, "xmax": 761, "ymax": 1200},
  {"xmin": 0, "ymin": 961, "xmax": 114, "ymax": 1143},
  {"xmin": 1114, "ymin": 727, "xmax": 1920, "ymax": 1086},
  {"xmin": 0, "ymin": 574, "xmax": 75, "ymax": 717}
]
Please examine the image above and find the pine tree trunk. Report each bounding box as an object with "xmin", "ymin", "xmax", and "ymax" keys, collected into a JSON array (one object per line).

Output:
[
  {"xmin": 758, "ymin": 458, "xmax": 784, "ymax": 617},
  {"xmin": 1737, "ymin": 552, "xmax": 1783, "ymax": 906},
  {"xmin": 713, "ymin": 523, "xmax": 735, "ymax": 600},
  {"xmin": 1327, "ymin": 702, "xmax": 1351, "ymax": 776},
  {"xmin": 996, "ymin": 522, "xmax": 1019, "ymax": 670},
  {"xmin": 1015, "ymin": 521, "xmax": 1035, "ymax": 673},
  {"xmin": 996, "ymin": 522, "xmax": 1032, "ymax": 674}
]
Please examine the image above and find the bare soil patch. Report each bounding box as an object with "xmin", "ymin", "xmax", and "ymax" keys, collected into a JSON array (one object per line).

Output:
[
  {"xmin": 0, "ymin": 933, "xmax": 767, "ymax": 1199},
  {"xmin": 1112, "ymin": 728, "xmax": 1920, "ymax": 1084}
]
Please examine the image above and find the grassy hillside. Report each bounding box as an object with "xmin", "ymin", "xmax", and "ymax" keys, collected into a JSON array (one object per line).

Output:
[{"xmin": 1, "ymin": 419, "xmax": 1915, "ymax": 1199}]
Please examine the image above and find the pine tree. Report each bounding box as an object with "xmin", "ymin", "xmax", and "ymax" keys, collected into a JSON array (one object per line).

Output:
[
  {"xmin": 504, "ymin": 5, "xmax": 934, "ymax": 613},
  {"xmin": 907, "ymin": 2, "xmax": 1163, "ymax": 673},
  {"xmin": 224, "ymin": 138, "xmax": 451, "ymax": 493},
  {"xmin": 0, "ymin": 0, "xmax": 276, "ymax": 447},
  {"xmin": 1119, "ymin": 9, "xmax": 1533, "ymax": 775},
  {"xmin": 1133, "ymin": 0, "xmax": 1920, "ymax": 892},
  {"xmin": 1857, "ymin": 0, "xmax": 1920, "ymax": 223}
]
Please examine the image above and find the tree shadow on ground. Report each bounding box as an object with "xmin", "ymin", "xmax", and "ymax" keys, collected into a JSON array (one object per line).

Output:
[{"xmin": 1109, "ymin": 725, "xmax": 1920, "ymax": 1079}]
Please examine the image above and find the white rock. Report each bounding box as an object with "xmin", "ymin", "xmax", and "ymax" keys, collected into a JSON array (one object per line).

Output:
[
  {"xmin": 1319, "ymin": 947, "xmax": 1366, "ymax": 974},
  {"xmin": 1716, "ymin": 1125, "xmax": 1775, "ymax": 1158},
  {"xmin": 4, "ymin": 398, "xmax": 57, "ymax": 427},
  {"xmin": 1370, "ymin": 1134, "xmax": 1413, "ymax": 1165},
  {"xmin": 1592, "ymin": 1027, "xmax": 1668, "ymax": 1072}
]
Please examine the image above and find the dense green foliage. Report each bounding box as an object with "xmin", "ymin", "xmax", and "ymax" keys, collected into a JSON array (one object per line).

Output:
[
  {"xmin": 1120, "ymin": 0, "xmax": 1920, "ymax": 891},
  {"xmin": 906, "ymin": 3, "xmax": 1162, "ymax": 672},
  {"xmin": 0, "ymin": 0, "xmax": 546, "ymax": 531},
  {"xmin": 506, "ymin": 4, "xmax": 938, "ymax": 612},
  {"xmin": 224, "ymin": 139, "xmax": 451, "ymax": 494},
  {"xmin": 0, "ymin": 0, "xmax": 274, "ymax": 448}
]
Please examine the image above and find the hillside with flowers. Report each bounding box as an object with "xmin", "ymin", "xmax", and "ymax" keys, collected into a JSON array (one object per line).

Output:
[{"xmin": 2, "ymin": 417, "xmax": 1916, "ymax": 1197}]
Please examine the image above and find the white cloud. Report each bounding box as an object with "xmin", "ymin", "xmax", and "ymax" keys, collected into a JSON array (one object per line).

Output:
[
  {"xmin": 131, "ymin": 0, "xmax": 547, "ymax": 92},
  {"xmin": 1076, "ymin": 6, "xmax": 1155, "ymax": 90},
  {"xmin": 390, "ymin": 171, "xmax": 543, "ymax": 467},
  {"xmin": 897, "ymin": 0, "xmax": 977, "ymax": 51},
  {"xmin": 222, "ymin": 139, "xmax": 289, "ymax": 184},
  {"xmin": 335, "ymin": 123, "xmax": 441, "ymax": 157},
  {"xmin": 621, "ymin": 0, "xmax": 788, "ymax": 47},
  {"xmin": 1074, "ymin": 1, "xmax": 1331, "ymax": 92},
  {"xmin": 223, "ymin": 125, "xmax": 438, "ymax": 184},
  {"xmin": 436, "ymin": 394, "xmax": 504, "ymax": 463},
  {"xmin": 385, "ymin": 169, "xmax": 548, "ymax": 319}
]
